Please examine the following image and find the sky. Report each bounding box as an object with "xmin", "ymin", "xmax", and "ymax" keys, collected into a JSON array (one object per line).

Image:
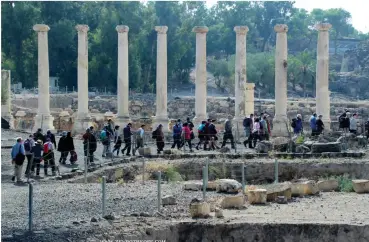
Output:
[{"xmin": 204, "ymin": 0, "xmax": 369, "ymax": 33}]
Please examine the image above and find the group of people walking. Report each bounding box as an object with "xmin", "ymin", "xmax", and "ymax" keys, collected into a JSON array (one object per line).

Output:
[{"xmin": 242, "ymin": 113, "xmax": 271, "ymax": 148}]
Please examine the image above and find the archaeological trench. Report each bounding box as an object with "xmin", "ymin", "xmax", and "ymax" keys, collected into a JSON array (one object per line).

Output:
[{"xmin": 2, "ymin": 23, "xmax": 369, "ymax": 242}]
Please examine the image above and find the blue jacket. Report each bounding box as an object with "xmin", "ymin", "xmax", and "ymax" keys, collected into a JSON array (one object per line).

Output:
[
  {"xmin": 294, "ymin": 118, "xmax": 303, "ymax": 133},
  {"xmin": 11, "ymin": 142, "xmax": 25, "ymax": 160},
  {"xmin": 310, "ymin": 116, "xmax": 317, "ymax": 130},
  {"xmin": 173, "ymin": 124, "xmax": 182, "ymax": 138}
]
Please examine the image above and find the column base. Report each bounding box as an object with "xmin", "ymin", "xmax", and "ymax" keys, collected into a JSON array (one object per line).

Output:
[
  {"xmin": 272, "ymin": 117, "xmax": 289, "ymax": 137},
  {"xmin": 72, "ymin": 117, "xmax": 93, "ymax": 135},
  {"xmin": 1, "ymin": 114, "xmax": 15, "ymax": 129},
  {"xmin": 115, "ymin": 116, "xmax": 131, "ymax": 129},
  {"xmin": 33, "ymin": 114, "xmax": 55, "ymax": 133},
  {"xmin": 193, "ymin": 115, "xmax": 208, "ymax": 126},
  {"xmin": 152, "ymin": 116, "xmax": 170, "ymax": 133}
]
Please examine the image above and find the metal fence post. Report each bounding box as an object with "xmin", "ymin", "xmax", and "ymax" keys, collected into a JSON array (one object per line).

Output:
[
  {"xmin": 142, "ymin": 159, "xmax": 145, "ymax": 185},
  {"xmin": 242, "ymin": 163, "xmax": 245, "ymax": 193},
  {"xmin": 274, "ymin": 159, "xmax": 279, "ymax": 184},
  {"xmin": 205, "ymin": 159, "xmax": 209, "ymax": 189},
  {"xmin": 28, "ymin": 183, "xmax": 33, "ymax": 231},
  {"xmin": 157, "ymin": 171, "xmax": 161, "ymax": 212},
  {"xmin": 202, "ymin": 166, "xmax": 206, "ymax": 201},
  {"xmin": 102, "ymin": 176, "xmax": 106, "ymax": 217}
]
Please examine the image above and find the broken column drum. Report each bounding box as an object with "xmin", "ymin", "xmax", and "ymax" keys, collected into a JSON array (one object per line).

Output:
[
  {"xmin": 33, "ymin": 24, "xmax": 55, "ymax": 132},
  {"xmin": 192, "ymin": 26, "xmax": 209, "ymax": 124},
  {"xmin": 315, "ymin": 23, "xmax": 332, "ymax": 131},
  {"xmin": 272, "ymin": 24, "xmax": 289, "ymax": 137},
  {"xmin": 115, "ymin": 25, "xmax": 130, "ymax": 127}
]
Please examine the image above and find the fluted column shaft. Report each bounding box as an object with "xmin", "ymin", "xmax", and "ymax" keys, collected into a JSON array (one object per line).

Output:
[
  {"xmin": 316, "ymin": 23, "xmax": 332, "ymax": 130},
  {"xmin": 193, "ymin": 26, "xmax": 209, "ymax": 123}
]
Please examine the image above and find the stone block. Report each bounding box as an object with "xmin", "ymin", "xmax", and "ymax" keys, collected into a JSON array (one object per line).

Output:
[
  {"xmin": 184, "ymin": 180, "xmax": 203, "ymax": 191},
  {"xmin": 276, "ymin": 196, "xmax": 287, "ymax": 204},
  {"xmin": 352, "ymin": 180, "xmax": 369, "ymax": 194},
  {"xmin": 215, "ymin": 179, "xmax": 242, "ymax": 193},
  {"xmin": 266, "ymin": 182, "xmax": 292, "ymax": 201},
  {"xmin": 220, "ymin": 195, "xmax": 244, "ymax": 209},
  {"xmin": 207, "ymin": 181, "xmax": 217, "ymax": 190},
  {"xmin": 311, "ymin": 142, "xmax": 341, "ymax": 153},
  {"xmin": 291, "ymin": 180, "xmax": 319, "ymax": 196},
  {"xmin": 215, "ymin": 208, "xmax": 224, "ymax": 218},
  {"xmin": 138, "ymin": 147, "xmax": 151, "ymax": 156},
  {"xmin": 255, "ymin": 141, "xmax": 273, "ymax": 153},
  {"xmin": 247, "ymin": 189, "xmax": 267, "ymax": 204},
  {"xmin": 317, "ymin": 180, "xmax": 339, "ymax": 192},
  {"xmin": 272, "ymin": 137, "xmax": 289, "ymax": 152},
  {"xmin": 162, "ymin": 195, "xmax": 177, "ymax": 206},
  {"xmin": 189, "ymin": 200, "xmax": 210, "ymax": 218},
  {"xmin": 296, "ymin": 145, "xmax": 310, "ymax": 154}
]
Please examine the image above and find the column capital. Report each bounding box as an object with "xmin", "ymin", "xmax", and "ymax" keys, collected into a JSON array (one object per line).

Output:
[
  {"xmin": 315, "ymin": 23, "xmax": 332, "ymax": 31},
  {"xmin": 155, "ymin": 26, "xmax": 168, "ymax": 34},
  {"xmin": 234, "ymin": 26, "xmax": 249, "ymax": 35},
  {"xmin": 274, "ymin": 24, "xmax": 288, "ymax": 33},
  {"xmin": 192, "ymin": 26, "xmax": 209, "ymax": 33},
  {"xmin": 33, "ymin": 24, "xmax": 50, "ymax": 32},
  {"xmin": 116, "ymin": 25, "xmax": 129, "ymax": 33},
  {"xmin": 76, "ymin": 25, "xmax": 89, "ymax": 33}
]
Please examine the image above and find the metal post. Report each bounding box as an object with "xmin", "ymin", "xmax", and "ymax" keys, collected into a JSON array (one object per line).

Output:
[
  {"xmin": 84, "ymin": 156, "xmax": 88, "ymax": 184},
  {"xmin": 205, "ymin": 159, "xmax": 209, "ymax": 189},
  {"xmin": 202, "ymin": 166, "xmax": 206, "ymax": 201},
  {"xmin": 28, "ymin": 183, "xmax": 33, "ymax": 231},
  {"xmin": 27, "ymin": 154, "xmax": 34, "ymax": 183},
  {"xmin": 157, "ymin": 171, "xmax": 161, "ymax": 212},
  {"xmin": 142, "ymin": 159, "xmax": 145, "ymax": 185},
  {"xmin": 102, "ymin": 176, "xmax": 106, "ymax": 217},
  {"xmin": 274, "ymin": 159, "xmax": 279, "ymax": 184},
  {"xmin": 242, "ymin": 163, "xmax": 245, "ymax": 193}
]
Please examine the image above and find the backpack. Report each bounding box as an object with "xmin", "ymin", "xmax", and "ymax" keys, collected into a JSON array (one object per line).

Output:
[
  {"xmin": 291, "ymin": 118, "xmax": 297, "ymax": 128},
  {"xmin": 43, "ymin": 143, "xmax": 49, "ymax": 153},
  {"xmin": 100, "ymin": 130, "xmax": 107, "ymax": 140},
  {"xmin": 198, "ymin": 124, "xmax": 204, "ymax": 133},
  {"xmin": 152, "ymin": 130, "xmax": 157, "ymax": 139},
  {"xmin": 24, "ymin": 139, "xmax": 32, "ymax": 152},
  {"xmin": 15, "ymin": 145, "xmax": 25, "ymax": 165},
  {"xmin": 69, "ymin": 151, "xmax": 77, "ymax": 163}
]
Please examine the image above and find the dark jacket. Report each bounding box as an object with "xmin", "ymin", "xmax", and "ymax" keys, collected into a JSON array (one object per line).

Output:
[
  {"xmin": 31, "ymin": 144, "xmax": 43, "ymax": 159},
  {"xmin": 209, "ymin": 123, "xmax": 217, "ymax": 135},
  {"xmin": 173, "ymin": 124, "xmax": 182, "ymax": 139},
  {"xmin": 123, "ymin": 126, "xmax": 132, "ymax": 140},
  {"xmin": 33, "ymin": 132, "xmax": 45, "ymax": 143},
  {"xmin": 83, "ymin": 132, "xmax": 97, "ymax": 152},
  {"xmin": 45, "ymin": 133, "xmax": 57, "ymax": 148},
  {"xmin": 57, "ymin": 137, "xmax": 67, "ymax": 152},
  {"xmin": 293, "ymin": 118, "xmax": 303, "ymax": 134},
  {"xmin": 243, "ymin": 118, "xmax": 252, "ymax": 129},
  {"xmin": 65, "ymin": 135, "xmax": 75, "ymax": 151},
  {"xmin": 316, "ymin": 119, "xmax": 324, "ymax": 132}
]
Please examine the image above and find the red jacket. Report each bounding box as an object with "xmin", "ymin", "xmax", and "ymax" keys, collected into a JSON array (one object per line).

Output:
[{"xmin": 182, "ymin": 126, "xmax": 191, "ymax": 140}]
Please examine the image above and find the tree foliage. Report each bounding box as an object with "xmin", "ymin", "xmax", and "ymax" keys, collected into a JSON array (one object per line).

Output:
[{"xmin": 1, "ymin": 1, "xmax": 366, "ymax": 95}]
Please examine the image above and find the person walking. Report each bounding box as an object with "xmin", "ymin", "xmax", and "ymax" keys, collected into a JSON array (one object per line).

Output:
[
  {"xmin": 57, "ymin": 131, "xmax": 68, "ymax": 164},
  {"xmin": 43, "ymin": 138, "xmax": 56, "ymax": 176},
  {"xmin": 31, "ymin": 140, "xmax": 43, "ymax": 177},
  {"xmin": 186, "ymin": 117, "xmax": 195, "ymax": 141},
  {"xmin": 316, "ymin": 115, "xmax": 325, "ymax": 135},
  {"xmin": 221, "ymin": 118, "xmax": 235, "ymax": 149},
  {"xmin": 134, "ymin": 124, "xmax": 145, "ymax": 153},
  {"xmin": 11, "ymin": 137, "xmax": 26, "ymax": 183},
  {"xmin": 112, "ymin": 136, "xmax": 122, "ymax": 156},
  {"xmin": 263, "ymin": 115, "xmax": 271, "ymax": 140},
  {"xmin": 349, "ymin": 113, "xmax": 358, "ymax": 134},
  {"xmin": 153, "ymin": 124, "xmax": 165, "ymax": 154},
  {"xmin": 83, "ymin": 128, "xmax": 97, "ymax": 164},
  {"xmin": 243, "ymin": 114, "xmax": 254, "ymax": 148},
  {"xmin": 65, "ymin": 132, "xmax": 75, "ymax": 163},
  {"xmin": 310, "ymin": 113, "xmax": 317, "ymax": 136},
  {"xmin": 251, "ymin": 118, "xmax": 262, "ymax": 148},
  {"xmin": 24, "ymin": 135, "xmax": 35, "ymax": 177},
  {"xmin": 182, "ymin": 123, "xmax": 193, "ymax": 152},
  {"xmin": 171, "ymin": 120, "xmax": 182, "ymax": 149},
  {"xmin": 208, "ymin": 119, "xmax": 220, "ymax": 150},
  {"xmin": 45, "ymin": 129, "xmax": 57, "ymax": 148},
  {"xmin": 121, "ymin": 123, "xmax": 133, "ymax": 156},
  {"xmin": 33, "ymin": 128, "xmax": 45, "ymax": 144},
  {"xmin": 196, "ymin": 121, "xmax": 206, "ymax": 150},
  {"xmin": 113, "ymin": 125, "xmax": 120, "ymax": 143},
  {"xmin": 292, "ymin": 114, "xmax": 303, "ymax": 135},
  {"xmin": 100, "ymin": 126, "xmax": 112, "ymax": 157}
]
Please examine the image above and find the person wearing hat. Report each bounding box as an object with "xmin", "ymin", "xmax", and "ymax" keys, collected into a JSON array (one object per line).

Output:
[
  {"xmin": 31, "ymin": 139, "xmax": 43, "ymax": 177},
  {"xmin": 316, "ymin": 115, "xmax": 325, "ymax": 135},
  {"xmin": 121, "ymin": 123, "xmax": 133, "ymax": 156}
]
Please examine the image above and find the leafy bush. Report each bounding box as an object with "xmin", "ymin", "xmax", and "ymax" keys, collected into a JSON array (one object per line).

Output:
[
  {"xmin": 337, "ymin": 174, "xmax": 354, "ymax": 192},
  {"xmin": 165, "ymin": 166, "xmax": 183, "ymax": 182}
]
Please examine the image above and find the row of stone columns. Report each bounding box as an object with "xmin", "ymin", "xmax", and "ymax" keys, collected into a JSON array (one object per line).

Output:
[{"xmin": 31, "ymin": 23, "xmax": 331, "ymax": 135}]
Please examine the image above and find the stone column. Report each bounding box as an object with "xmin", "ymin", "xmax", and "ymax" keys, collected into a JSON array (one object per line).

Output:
[
  {"xmin": 153, "ymin": 26, "xmax": 169, "ymax": 131},
  {"xmin": 192, "ymin": 26, "xmax": 209, "ymax": 124},
  {"xmin": 245, "ymin": 83, "xmax": 255, "ymax": 118},
  {"xmin": 233, "ymin": 26, "xmax": 249, "ymax": 135},
  {"xmin": 73, "ymin": 25, "xmax": 91, "ymax": 134},
  {"xmin": 33, "ymin": 24, "xmax": 54, "ymax": 132},
  {"xmin": 115, "ymin": 25, "xmax": 130, "ymax": 128},
  {"xmin": 316, "ymin": 23, "xmax": 332, "ymax": 130},
  {"xmin": 1, "ymin": 70, "xmax": 14, "ymax": 128},
  {"xmin": 272, "ymin": 24, "xmax": 288, "ymax": 137}
]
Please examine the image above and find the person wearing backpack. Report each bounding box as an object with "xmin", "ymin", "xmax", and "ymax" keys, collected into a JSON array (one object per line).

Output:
[
  {"xmin": 100, "ymin": 126, "xmax": 111, "ymax": 157},
  {"xmin": 24, "ymin": 134, "xmax": 35, "ymax": 177},
  {"xmin": 196, "ymin": 121, "xmax": 206, "ymax": 150},
  {"xmin": 45, "ymin": 129, "xmax": 57, "ymax": 148},
  {"xmin": 43, "ymin": 138, "xmax": 56, "ymax": 176},
  {"xmin": 11, "ymin": 137, "xmax": 26, "ymax": 183},
  {"xmin": 31, "ymin": 139, "xmax": 43, "ymax": 177},
  {"xmin": 171, "ymin": 121, "xmax": 182, "ymax": 149}
]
